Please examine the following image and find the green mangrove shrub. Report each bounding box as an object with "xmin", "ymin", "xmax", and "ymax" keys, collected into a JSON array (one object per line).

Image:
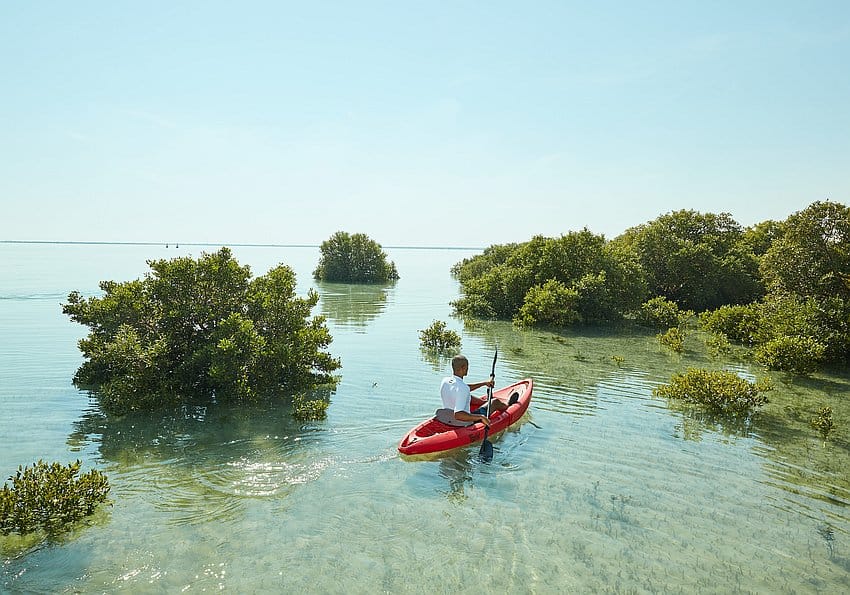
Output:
[
  {"xmin": 1, "ymin": 460, "xmax": 109, "ymax": 536},
  {"xmin": 756, "ymin": 292, "xmax": 849, "ymax": 363},
  {"xmin": 63, "ymin": 248, "xmax": 340, "ymax": 415},
  {"xmin": 636, "ymin": 296, "xmax": 694, "ymax": 329},
  {"xmin": 452, "ymin": 230, "xmax": 647, "ymax": 325},
  {"xmin": 705, "ymin": 332, "xmax": 733, "ymax": 356},
  {"xmin": 313, "ymin": 231, "xmax": 399, "ymax": 283},
  {"xmin": 757, "ymin": 201, "xmax": 850, "ymax": 366},
  {"xmin": 451, "ymin": 242, "xmax": 520, "ymax": 282},
  {"xmin": 760, "ymin": 201, "xmax": 850, "ymax": 302},
  {"xmin": 658, "ymin": 327, "xmax": 686, "ymax": 353},
  {"xmin": 755, "ymin": 335, "xmax": 826, "ymax": 375},
  {"xmin": 514, "ymin": 279, "xmax": 581, "ymax": 327},
  {"xmin": 653, "ymin": 368, "xmax": 772, "ymax": 415},
  {"xmin": 292, "ymin": 393, "xmax": 330, "ymax": 421},
  {"xmin": 419, "ymin": 320, "xmax": 462, "ymax": 351},
  {"xmin": 699, "ymin": 303, "xmax": 761, "ymax": 345},
  {"xmin": 811, "ymin": 406, "xmax": 834, "ymax": 441},
  {"xmin": 610, "ymin": 209, "xmax": 764, "ymax": 312},
  {"xmin": 701, "ymin": 293, "xmax": 847, "ymax": 371}
]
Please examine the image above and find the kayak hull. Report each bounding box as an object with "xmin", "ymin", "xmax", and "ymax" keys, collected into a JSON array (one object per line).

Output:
[{"xmin": 397, "ymin": 378, "xmax": 533, "ymax": 456}]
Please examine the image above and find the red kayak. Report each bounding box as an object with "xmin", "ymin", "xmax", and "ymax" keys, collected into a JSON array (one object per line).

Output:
[{"xmin": 398, "ymin": 378, "xmax": 533, "ymax": 456}]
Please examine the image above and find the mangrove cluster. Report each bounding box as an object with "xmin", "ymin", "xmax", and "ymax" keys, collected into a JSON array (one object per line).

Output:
[
  {"xmin": 63, "ymin": 247, "xmax": 340, "ymax": 415},
  {"xmin": 452, "ymin": 201, "xmax": 849, "ymax": 375}
]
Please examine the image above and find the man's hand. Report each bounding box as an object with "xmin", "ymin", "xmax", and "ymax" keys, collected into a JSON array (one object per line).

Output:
[{"xmin": 477, "ymin": 414, "xmax": 491, "ymax": 427}]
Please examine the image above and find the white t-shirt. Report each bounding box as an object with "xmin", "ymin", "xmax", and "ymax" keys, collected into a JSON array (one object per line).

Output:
[{"xmin": 440, "ymin": 375, "xmax": 471, "ymax": 414}]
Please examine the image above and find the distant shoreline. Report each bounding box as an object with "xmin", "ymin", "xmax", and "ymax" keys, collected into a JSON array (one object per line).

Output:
[{"xmin": 0, "ymin": 240, "xmax": 482, "ymax": 251}]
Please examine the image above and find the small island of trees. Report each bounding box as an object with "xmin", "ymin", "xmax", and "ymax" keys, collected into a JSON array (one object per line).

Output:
[{"xmin": 313, "ymin": 231, "xmax": 399, "ymax": 283}]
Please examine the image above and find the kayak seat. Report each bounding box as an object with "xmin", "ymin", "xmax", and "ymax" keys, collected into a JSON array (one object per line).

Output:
[
  {"xmin": 508, "ymin": 391, "xmax": 520, "ymax": 406},
  {"xmin": 417, "ymin": 418, "xmax": 455, "ymax": 437}
]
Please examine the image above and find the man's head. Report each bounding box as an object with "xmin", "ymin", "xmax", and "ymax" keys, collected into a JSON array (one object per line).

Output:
[{"xmin": 451, "ymin": 354, "xmax": 469, "ymax": 377}]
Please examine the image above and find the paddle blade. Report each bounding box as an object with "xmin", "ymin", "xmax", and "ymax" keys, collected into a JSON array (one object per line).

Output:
[{"xmin": 478, "ymin": 436, "xmax": 493, "ymax": 462}]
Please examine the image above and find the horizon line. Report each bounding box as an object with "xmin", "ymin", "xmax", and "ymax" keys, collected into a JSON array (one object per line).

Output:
[{"xmin": 0, "ymin": 239, "xmax": 484, "ymax": 251}]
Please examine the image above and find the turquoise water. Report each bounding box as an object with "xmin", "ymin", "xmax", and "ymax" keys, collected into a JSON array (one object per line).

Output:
[{"xmin": 1, "ymin": 243, "xmax": 848, "ymax": 593}]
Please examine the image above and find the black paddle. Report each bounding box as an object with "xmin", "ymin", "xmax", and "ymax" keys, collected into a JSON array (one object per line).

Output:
[{"xmin": 478, "ymin": 349, "xmax": 498, "ymax": 462}]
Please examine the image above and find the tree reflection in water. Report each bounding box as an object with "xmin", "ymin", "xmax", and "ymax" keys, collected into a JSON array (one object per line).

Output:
[
  {"xmin": 315, "ymin": 281, "xmax": 393, "ymax": 330},
  {"xmin": 420, "ymin": 348, "xmax": 454, "ymax": 374}
]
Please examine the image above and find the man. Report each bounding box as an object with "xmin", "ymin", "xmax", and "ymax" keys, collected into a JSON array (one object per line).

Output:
[{"xmin": 437, "ymin": 354, "xmax": 507, "ymax": 427}]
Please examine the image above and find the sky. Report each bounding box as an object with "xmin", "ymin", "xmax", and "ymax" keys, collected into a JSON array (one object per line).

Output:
[{"xmin": 2, "ymin": 1, "xmax": 848, "ymax": 248}]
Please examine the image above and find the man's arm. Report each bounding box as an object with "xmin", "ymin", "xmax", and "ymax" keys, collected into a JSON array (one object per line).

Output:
[{"xmin": 467, "ymin": 378, "xmax": 495, "ymax": 392}]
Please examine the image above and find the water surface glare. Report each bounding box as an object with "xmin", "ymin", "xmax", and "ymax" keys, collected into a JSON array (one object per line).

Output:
[{"xmin": 1, "ymin": 243, "xmax": 848, "ymax": 592}]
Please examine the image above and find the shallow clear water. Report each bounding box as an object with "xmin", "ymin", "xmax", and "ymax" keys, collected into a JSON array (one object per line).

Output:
[{"xmin": 1, "ymin": 243, "xmax": 848, "ymax": 593}]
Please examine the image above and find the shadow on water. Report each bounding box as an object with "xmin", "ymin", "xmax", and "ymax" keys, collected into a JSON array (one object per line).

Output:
[
  {"xmin": 400, "ymin": 421, "xmax": 532, "ymax": 504},
  {"xmin": 315, "ymin": 280, "xmax": 394, "ymax": 329},
  {"xmin": 437, "ymin": 452, "xmax": 475, "ymax": 503},
  {"xmin": 402, "ymin": 449, "xmax": 489, "ymax": 504},
  {"xmin": 67, "ymin": 399, "xmax": 335, "ymax": 526}
]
